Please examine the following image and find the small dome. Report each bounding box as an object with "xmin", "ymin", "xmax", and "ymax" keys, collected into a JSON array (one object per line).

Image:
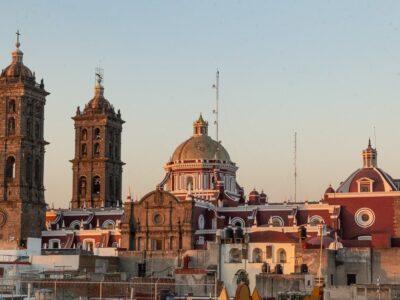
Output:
[
  {"xmin": 249, "ymin": 189, "xmax": 259, "ymax": 196},
  {"xmin": 325, "ymin": 185, "xmax": 335, "ymax": 194},
  {"xmin": 83, "ymin": 84, "xmax": 115, "ymax": 115},
  {"xmin": 259, "ymin": 191, "xmax": 267, "ymax": 204},
  {"xmin": 248, "ymin": 189, "xmax": 260, "ymax": 205},
  {"xmin": 1, "ymin": 41, "xmax": 34, "ymax": 80}
]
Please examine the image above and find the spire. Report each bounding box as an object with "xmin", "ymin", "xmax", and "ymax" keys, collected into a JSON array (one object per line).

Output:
[
  {"xmin": 193, "ymin": 114, "xmax": 208, "ymax": 136},
  {"xmin": 362, "ymin": 139, "xmax": 377, "ymax": 168}
]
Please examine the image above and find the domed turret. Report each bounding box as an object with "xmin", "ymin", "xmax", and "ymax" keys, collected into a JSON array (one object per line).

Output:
[
  {"xmin": 259, "ymin": 191, "xmax": 267, "ymax": 204},
  {"xmin": 248, "ymin": 189, "xmax": 260, "ymax": 205},
  {"xmin": 82, "ymin": 73, "xmax": 115, "ymax": 116},
  {"xmin": 0, "ymin": 31, "xmax": 35, "ymax": 81},
  {"xmin": 336, "ymin": 140, "xmax": 397, "ymax": 193},
  {"xmin": 325, "ymin": 185, "xmax": 335, "ymax": 194}
]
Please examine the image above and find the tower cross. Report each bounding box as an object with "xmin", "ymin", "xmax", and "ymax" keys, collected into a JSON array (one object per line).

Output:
[{"xmin": 16, "ymin": 30, "xmax": 21, "ymax": 48}]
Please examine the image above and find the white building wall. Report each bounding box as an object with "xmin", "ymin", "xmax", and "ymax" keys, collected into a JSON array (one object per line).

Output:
[{"xmin": 220, "ymin": 242, "xmax": 296, "ymax": 296}]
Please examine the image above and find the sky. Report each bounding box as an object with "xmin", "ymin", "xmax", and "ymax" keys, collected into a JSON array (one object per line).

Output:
[{"xmin": 1, "ymin": 1, "xmax": 400, "ymax": 208}]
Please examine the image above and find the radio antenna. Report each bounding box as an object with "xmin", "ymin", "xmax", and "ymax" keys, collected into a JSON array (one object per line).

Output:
[
  {"xmin": 212, "ymin": 70, "xmax": 220, "ymax": 142},
  {"xmin": 294, "ymin": 132, "xmax": 298, "ymax": 203},
  {"xmin": 373, "ymin": 125, "xmax": 377, "ymax": 148}
]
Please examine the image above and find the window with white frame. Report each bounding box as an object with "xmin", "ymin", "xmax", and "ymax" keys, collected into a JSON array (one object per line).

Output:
[
  {"xmin": 49, "ymin": 239, "xmax": 61, "ymax": 249},
  {"xmin": 102, "ymin": 220, "xmax": 116, "ymax": 229}
]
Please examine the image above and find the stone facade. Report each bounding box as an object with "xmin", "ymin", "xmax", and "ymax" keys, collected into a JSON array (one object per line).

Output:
[
  {"xmin": 0, "ymin": 37, "xmax": 48, "ymax": 249},
  {"xmin": 121, "ymin": 189, "xmax": 194, "ymax": 251},
  {"xmin": 70, "ymin": 78, "xmax": 124, "ymax": 209}
]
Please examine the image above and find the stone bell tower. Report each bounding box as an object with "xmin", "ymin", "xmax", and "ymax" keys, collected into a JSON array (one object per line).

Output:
[
  {"xmin": 0, "ymin": 32, "xmax": 49, "ymax": 249},
  {"xmin": 70, "ymin": 72, "xmax": 124, "ymax": 209}
]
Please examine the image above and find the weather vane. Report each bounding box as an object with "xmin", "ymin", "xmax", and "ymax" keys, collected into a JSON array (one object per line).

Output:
[{"xmin": 95, "ymin": 66, "xmax": 104, "ymax": 86}]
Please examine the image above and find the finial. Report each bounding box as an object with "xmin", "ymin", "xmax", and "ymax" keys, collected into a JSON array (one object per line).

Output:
[
  {"xmin": 16, "ymin": 30, "xmax": 21, "ymax": 49},
  {"xmin": 95, "ymin": 66, "xmax": 104, "ymax": 86},
  {"xmin": 368, "ymin": 138, "xmax": 372, "ymax": 148}
]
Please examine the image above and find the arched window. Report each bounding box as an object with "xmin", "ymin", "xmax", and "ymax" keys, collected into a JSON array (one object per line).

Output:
[
  {"xmin": 109, "ymin": 176, "xmax": 114, "ymax": 198},
  {"xmin": 229, "ymin": 248, "xmax": 242, "ymax": 263},
  {"xmin": 198, "ymin": 214, "xmax": 205, "ymax": 229},
  {"xmin": 79, "ymin": 177, "xmax": 87, "ymax": 198},
  {"xmin": 8, "ymin": 100, "xmax": 15, "ymax": 113},
  {"xmin": 7, "ymin": 117, "xmax": 15, "ymax": 135},
  {"xmin": 271, "ymin": 216, "xmax": 284, "ymax": 227},
  {"xmin": 94, "ymin": 128, "xmax": 101, "ymax": 140},
  {"xmin": 186, "ymin": 176, "xmax": 193, "ymax": 190},
  {"xmin": 102, "ymin": 220, "xmax": 115, "ymax": 229},
  {"xmin": 277, "ymin": 249, "xmax": 287, "ymax": 263},
  {"xmin": 211, "ymin": 176, "xmax": 216, "ymax": 189},
  {"xmin": 252, "ymin": 248, "xmax": 263, "ymax": 263},
  {"xmin": 309, "ymin": 215, "xmax": 324, "ymax": 226},
  {"xmin": 81, "ymin": 129, "xmax": 87, "ymax": 141},
  {"xmin": 94, "ymin": 143, "xmax": 100, "ymax": 157},
  {"xmin": 35, "ymin": 121, "xmax": 40, "ymax": 139},
  {"xmin": 93, "ymin": 176, "xmax": 101, "ymax": 195},
  {"xmin": 35, "ymin": 159, "xmax": 41, "ymax": 186},
  {"xmin": 81, "ymin": 144, "xmax": 87, "ymax": 157},
  {"xmin": 26, "ymin": 118, "xmax": 31, "ymax": 137},
  {"xmin": 109, "ymin": 142, "xmax": 113, "ymax": 158},
  {"xmin": 70, "ymin": 220, "xmax": 81, "ymax": 230},
  {"xmin": 231, "ymin": 217, "xmax": 245, "ymax": 228},
  {"xmin": 235, "ymin": 270, "xmax": 249, "ymax": 285},
  {"xmin": 26, "ymin": 155, "xmax": 32, "ymax": 185},
  {"xmin": 115, "ymin": 176, "xmax": 120, "ymax": 200},
  {"xmin": 5, "ymin": 156, "xmax": 16, "ymax": 179}
]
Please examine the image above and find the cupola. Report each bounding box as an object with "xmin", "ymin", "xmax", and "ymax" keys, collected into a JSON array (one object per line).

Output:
[{"xmin": 362, "ymin": 139, "xmax": 377, "ymax": 168}]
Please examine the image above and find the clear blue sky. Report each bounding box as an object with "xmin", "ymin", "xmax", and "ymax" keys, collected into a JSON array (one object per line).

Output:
[{"xmin": 1, "ymin": 1, "xmax": 400, "ymax": 207}]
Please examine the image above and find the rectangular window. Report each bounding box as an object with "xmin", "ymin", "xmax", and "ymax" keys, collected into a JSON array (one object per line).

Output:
[
  {"xmin": 360, "ymin": 184, "xmax": 370, "ymax": 192},
  {"xmin": 266, "ymin": 246, "xmax": 272, "ymax": 259},
  {"xmin": 152, "ymin": 239, "xmax": 163, "ymax": 251},
  {"xmin": 347, "ymin": 274, "xmax": 356, "ymax": 285}
]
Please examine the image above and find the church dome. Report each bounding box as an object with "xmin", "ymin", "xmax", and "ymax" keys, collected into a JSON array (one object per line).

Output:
[
  {"xmin": 336, "ymin": 140, "xmax": 397, "ymax": 193},
  {"xmin": 171, "ymin": 115, "xmax": 231, "ymax": 162},
  {"xmin": 0, "ymin": 35, "xmax": 34, "ymax": 80}
]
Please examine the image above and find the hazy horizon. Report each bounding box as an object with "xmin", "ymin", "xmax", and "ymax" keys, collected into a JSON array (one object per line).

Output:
[{"xmin": 1, "ymin": 1, "xmax": 400, "ymax": 208}]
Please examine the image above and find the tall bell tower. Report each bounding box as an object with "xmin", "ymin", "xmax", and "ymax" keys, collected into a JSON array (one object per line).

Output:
[
  {"xmin": 70, "ymin": 73, "xmax": 124, "ymax": 209},
  {"xmin": 0, "ymin": 32, "xmax": 49, "ymax": 249}
]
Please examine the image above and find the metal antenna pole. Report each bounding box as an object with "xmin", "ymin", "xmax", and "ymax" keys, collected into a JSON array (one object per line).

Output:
[
  {"xmin": 212, "ymin": 70, "xmax": 220, "ymax": 142},
  {"xmin": 373, "ymin": 125, "xmax": 377, "ymax": 148},
  {"xmin": 294, "ymin": 132, "xmax": 297, "ymax": 203}
]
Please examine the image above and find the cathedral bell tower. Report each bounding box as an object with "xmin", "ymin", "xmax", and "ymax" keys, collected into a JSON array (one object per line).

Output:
[
  {"xmin": 70, "ymin": 73, "xmax": 124, "ymax": 209},
  {"xmin": 0, "ymin": 32, "xmax": 49, "ymax": 249}
]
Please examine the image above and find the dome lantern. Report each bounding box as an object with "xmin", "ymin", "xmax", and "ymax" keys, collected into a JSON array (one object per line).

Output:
[
  {"xmin": 362, "ymin": 139, "xmax": 377, "ymax": 168},
  {"xmin": 193, "ymin": 114, "xmax": 208, "ymax": 136}
]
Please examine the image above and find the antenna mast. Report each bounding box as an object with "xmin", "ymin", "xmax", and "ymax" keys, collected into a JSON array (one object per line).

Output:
[
  {"xmin": 294, "ymin": 132, "xmax": 297, "ymax": 203},
  {"xmin": 212, "ymin": 70, "xmax": 220, "ymax": 142}
]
